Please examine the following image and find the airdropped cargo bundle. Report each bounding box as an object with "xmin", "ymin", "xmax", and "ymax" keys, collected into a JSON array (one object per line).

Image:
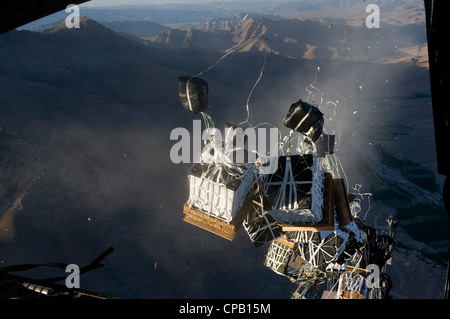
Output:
[{"xmin": 177, "ymin": 75, "xmax": 397, "ymax": 299}]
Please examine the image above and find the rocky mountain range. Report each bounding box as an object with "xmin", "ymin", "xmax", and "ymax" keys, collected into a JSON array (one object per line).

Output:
[
  {"xmin": 21, "ymin": 0, "xmax": 426, "ymax": 30},
  {"xmin": 148, "ymin": 14, "xmax": 427, "ymax": 66}
]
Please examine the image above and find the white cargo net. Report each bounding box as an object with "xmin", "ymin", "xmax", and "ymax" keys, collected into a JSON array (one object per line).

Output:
[
  {"xmin": 336, "ymin": 272, "xmax": 367, "ymax": 299},
  {"xmin": 264, "ymin": 240, "xmax": 293, "ymax": 276},
  {"xmin": 293, "ymin": 230, "xmax": 349, "ymax": 268},
  {"xmin": 262, "ymin": 143, "xmax": 325, "ymax": 223},
  {"xmin": 243, "ymin": 191, "xmax": 282, "ymax": 244}
]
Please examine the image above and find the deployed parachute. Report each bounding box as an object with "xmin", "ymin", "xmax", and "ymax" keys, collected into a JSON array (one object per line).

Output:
[{"xmin": 178, "ymin": 76, "xmax": 209, "ymax": 114}]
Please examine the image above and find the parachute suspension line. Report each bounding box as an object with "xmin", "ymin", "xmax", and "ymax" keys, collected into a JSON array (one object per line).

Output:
[
  {"xmin": 195, "ymin": 14, "xmax": 263, "ymax": 78},
  {"xmin": 189, "ymin": 15, "xmax": 279, "ymax": 151},
  {"xmin": 326, "ymin": 101, "xmax": 338, "ymax": 119},
  {"xmin": 193, "ymin": 17, "xmax": 281, "ymax": 157},
  {"xmin": 351, "ymin": 184, "xmax": 373, "ymax": 220},
  {"xmin": 195, "ymin": 43, "xmax": 246, "ymax": 78},
  {"xmin": 305, "ymin": 67, "xmax": 323, "ymax": 106},
  {"xmin": 201, "ymin": 112, "xmax": 215, "ymax": 129},
  {"xmin": 248, "ymin": 49, "xmax": 282, "ymax": 144},
  {"xmin": 303, "ymin": 69, "xmax": 352, "ymax": 196},
  {"xmin": 325, "ymin": 100, "xmax": 340, "ymax": 127},
  {"xmin": 239, "ymin": 48, "xmax": 267, "ymax": 127},
  {"xmin": 200, "ymin": 112, "xmax": 215, "ymax": 145},
  {"xmin": 193, "ymin": 15, "xmax": 275, "ymax": 137},
  {"xmin": 335, "ymin": 153, "xmax": 349, "ymax": 192}
]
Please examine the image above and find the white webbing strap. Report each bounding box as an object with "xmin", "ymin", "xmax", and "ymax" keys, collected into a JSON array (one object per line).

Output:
[
  {"xmin": 294, "ymin": 104, "xmax": 313, "ymax": 132},
  {"xmin": 186, "ymin": 77, "xmax": 194, "ymax": 113}
]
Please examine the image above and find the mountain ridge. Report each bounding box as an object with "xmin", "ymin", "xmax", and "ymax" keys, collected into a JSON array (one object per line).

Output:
[{"xmin": 149, "ymin": 15, "xmax": 428, "ymax": 67}]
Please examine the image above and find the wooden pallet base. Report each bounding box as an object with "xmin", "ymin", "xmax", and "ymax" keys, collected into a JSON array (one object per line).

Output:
[
  {"xmin": 275, "ymin": 235, "xmax": 297, "ymax": 249},
  {"xmin": 346, "ymin": 266, "xmax": 369, "ymax": 277},
  {"xmin": 183, "ymin": 188, "xmax": 257, "ymax": 241},
  {"xmin": 341, "ymin": 291, "xmax": 365, "ymax": 299}
]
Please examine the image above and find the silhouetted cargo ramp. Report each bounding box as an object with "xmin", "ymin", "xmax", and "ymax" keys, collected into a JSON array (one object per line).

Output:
[{"xmin": 0, "ymin": 0, "xmax": 89, "ymax": 34}]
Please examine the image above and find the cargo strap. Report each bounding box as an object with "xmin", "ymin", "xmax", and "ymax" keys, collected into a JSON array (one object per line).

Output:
[
  {"xmin": 294, "ymin": 104, "xmax": 313, "ymax": 133},
  {"xmin": 186, "ymin": 77, "xmax": 194, "ymax": 113}
]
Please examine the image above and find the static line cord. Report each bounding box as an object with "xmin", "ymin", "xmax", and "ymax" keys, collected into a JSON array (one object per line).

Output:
[
  {"xmin": 201, "ymin": 112, "xmax": 215, "ymax": 129},
  {"xmin": 239, "ymin": 47, "xmax": 267, "ymax": 127},
  {"xmin": 192, "ymin": 17, "xmax": 281, "ymax": 158},
  {"xmin": 305, "ymin": 67, "xmax": 323, "ymax": 105},
  {"xmin": 195, "ymin": 43, "xmax": 246, "ymax": 78},
  {"xmin": 195, "ymin": 14, "xmax": 260, "ymax": 78}
]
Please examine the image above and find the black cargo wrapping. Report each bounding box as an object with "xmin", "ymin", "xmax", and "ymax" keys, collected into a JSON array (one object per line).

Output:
[{"xmin": 178, "ymin": 76, "xmax": 209, "ymax": 114}]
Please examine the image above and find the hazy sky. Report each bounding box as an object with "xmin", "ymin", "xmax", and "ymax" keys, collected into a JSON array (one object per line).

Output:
[{"xmin": 84, "ymin": 0, "xmax": 219, "ymax": 6}]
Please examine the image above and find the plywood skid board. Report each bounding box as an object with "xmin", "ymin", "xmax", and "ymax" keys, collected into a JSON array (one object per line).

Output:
[
  {"xmin": 346, "ymin": 266, "xmax": 369, "ymax": 277},
  {"xmin": 183, "ymin": 212, "xmax": 238, "ymax": 241},
  {"xmin": 183, "ymin": 188, "xmax": 257, "ymax": 241},
  {"xmin": 341, "ymin": 291, "xmax": 364, "ymax": 299},
  {"xmin": 275, "ymin": 235, "xmax": 298, "ymax": 249}
]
